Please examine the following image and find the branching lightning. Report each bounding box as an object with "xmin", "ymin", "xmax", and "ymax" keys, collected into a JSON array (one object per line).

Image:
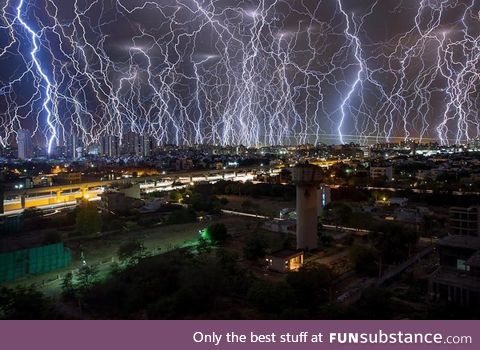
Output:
[{"xmin": 0, "ymin": 0, "xmax": 478, "ymax": 150}]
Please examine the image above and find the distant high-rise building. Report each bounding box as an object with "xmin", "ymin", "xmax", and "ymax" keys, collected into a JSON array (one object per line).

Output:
[
  {"xmin": 122, "ymin": 132, "xmax": 142, "ymax": 156},
  {"xmin": 468, "ymin": 138, "xmax": 480, "ymax": 151},
  {"xmin": 122, "ymin": 132, "xmax": 153, "ymax": 157},
  {"xmin": 100, "ymin": 135, "xmax": 120, "ymax": 157},
  {"xmin": 0, "ymin": 173, "xmax": 4, "ymax": 214},
  {"xmin": 66, "ymin": 135, "xmax": 82, "ymax": 159},
  {"xmin": 87, "ymin": 143, "xmax": 100, "ymax": 155},
  {"xmin": 17, "ymin": 129, "xmax": 33, "ymax": 160},
  {"xmin": 142, "ymin": 136, "xmax": 152, "ymax": 157}
]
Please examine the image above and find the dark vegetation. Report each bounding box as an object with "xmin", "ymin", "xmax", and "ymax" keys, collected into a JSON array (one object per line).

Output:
[
  {"xmin": 64, "ymin": 247, "xmax": 341, "ymax": 319},
  {"xmin": 0, "ymin": 286, "xmax": 61, "ymax": 319}
]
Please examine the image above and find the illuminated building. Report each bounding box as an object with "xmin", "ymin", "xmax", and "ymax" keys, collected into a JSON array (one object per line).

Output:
[
  {"xmin": 266, "ymin": 249, "xmax": 304, "ymax": 273},
  {"xmin": 17, "ymin": 129, "xmax": 33, "ymax": 160},
  {"xmin": 100, "ymin": 135, "xmax": 120, "ymax": 157}
]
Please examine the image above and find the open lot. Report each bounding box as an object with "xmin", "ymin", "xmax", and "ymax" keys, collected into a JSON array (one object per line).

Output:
[{"xmin": 3, "ymin": 214, "xmax": 259, "ymax": 294}]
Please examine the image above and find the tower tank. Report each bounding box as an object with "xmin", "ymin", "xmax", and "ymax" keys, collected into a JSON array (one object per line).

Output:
[{"xmin": 292, "ymin": 163, "xmax": 323, "ymax": 250}]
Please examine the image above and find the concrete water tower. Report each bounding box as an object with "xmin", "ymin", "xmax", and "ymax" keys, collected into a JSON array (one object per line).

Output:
[{"xmin": 292, "ymin": 163, "xmax": 323, "ymax": 250}]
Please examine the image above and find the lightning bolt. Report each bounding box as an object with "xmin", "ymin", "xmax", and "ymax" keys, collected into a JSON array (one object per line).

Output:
[
  {"xmin": 15, "ymin": 0, "xmax": 56, "ymax": 153},
  {"xmin": 0, "ymin": 0, "xmax": 478, "ymax": 151}
]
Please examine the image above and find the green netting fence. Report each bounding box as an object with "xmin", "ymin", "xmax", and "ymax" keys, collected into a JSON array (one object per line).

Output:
[{"xmin": 0, "ymin": 243, "xmax": 71, "ymax": 283}]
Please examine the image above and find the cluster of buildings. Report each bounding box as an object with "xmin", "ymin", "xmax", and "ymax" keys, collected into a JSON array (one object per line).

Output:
[
  {"xmin": 5, "ymin": 132, "xmax": 480, "ymax": 307},
  {"xmin": 2, "ymin": 131, "xmax": 157, "ymax": 161},
  {"xmin": 429, "ymin": 206, "xmax": 480, "ymax": 307}
]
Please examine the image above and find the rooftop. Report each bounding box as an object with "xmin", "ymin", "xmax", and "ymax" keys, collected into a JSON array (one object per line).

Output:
[
  {"xmin": 438, "ymin": 235, "xmax": 480, "ymax": 250},
  {"xmin": 267, "ymin": 249, "xmax": 303, "ymax": 259},
  {"xmin": 467, "ymin": 251, "xmax": 480, "ymax": 268}
]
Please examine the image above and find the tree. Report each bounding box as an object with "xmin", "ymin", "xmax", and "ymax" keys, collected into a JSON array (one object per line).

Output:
[
  {"xmin": 241, "ymin": 200, "xmax": 254, "ymax": 212},
  {"xmin": 75, "ymin": 202, "xmax": 102, "ymax": 236},
  {"xmin": 356, "ymin": 287, "xmax": 394, "ymax": 319},
  {"xmin": 215, "ymin": 249, "xmax": 240, "ymax": 275},
  {"xmin": 169, "ymin": 191, "xmax": 183, "ymax": 203},
  {"xmin": 207, "ymin": 223, "xmax": 228, "ymax": 244},
  {"xmin": 196, "ymin": 236, "xmax": 212, "ymax": 255},
  {"xmin": 76, "ymin": 265, "xmax": 98, "ymax": 290},
  {"xmin": 286, "ymin": 265, "xmax": 333, "ymax": 306},
  {"xmin": 23, "ymin": 208, "xmax": 41, "ymax": 219},
  {"xmin": 166, "ymin": 208, "xmax": 197, "ymax": 225},
  {"xmin": 43, "ymin": 232, "xmax": 62, "ymax": 245},
  {"xmin": 247, "ymin": 281, "xmax": 295, "ymax": 314},
  {"xmin": 350, "ymin": 246, "xmax": 378, "ymax": 277},
  {"xmin": 317, "ymin": 221, "xmax": 324, "ymax": 238},
  {"xmin": 422, "ymin": 215, "xmax": 436, "ymax": 236},
  {"xmin": 61, "ymin": 272, "xmax": 75, "ymax": 297},
  {"xmin": 187, "ymin": 193, "xmax": 221, "ymax": 213},
  {"xmin": 320, "ymin": 234, "xmax": 333, "ymax": 247},
  {"xmin": 0, "ymin": 286, "xmax": 58, "ymax": 319},
  {"xmin": 243, "ymin": 234, "xmax": 268, "ymax": 261},
  {"xmin": 324, "ymin": 202, "xmax": 353, "ymax": 227},
  {"xmin": 118, "ymin": 240, "xmax": 146, "ymax": 265},
  {"xmin": 369, "ymin": 222, "xmax": 419, "ymax": 265}
]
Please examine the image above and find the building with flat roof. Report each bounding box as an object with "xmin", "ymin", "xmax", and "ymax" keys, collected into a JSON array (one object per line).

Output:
[
  {"xmin": 17, "ymin": 129, "xmax": 33, "ymax": 160},
  {"xmin": 449, "ymin": 206, "xmax": 480, "ymax": 237},
  {"xmin": 56, "ymin": 172, "xmax": 82, "ymax": 184},
  {"xmin": 265, "ymin": 249, "xmax": 304, "ymax": 273},
  {"xmin": 429, "ymin": 235, "xmax": 480, "ymax": 307},
  {"xmin": 99, "ymin": 184, "xmax": 142, "ymax": 214},
  {"xmin": 370, "ymin": 165, "xmax": 393, "ymax": 181},
  {"xmin": 100, "ymin": 135, "xmax": 120, "ymax": 157}
]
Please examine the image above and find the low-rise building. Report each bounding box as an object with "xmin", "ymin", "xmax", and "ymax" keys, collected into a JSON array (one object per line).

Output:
[
  {"xmin": 32, "ymin": 175, "xmax": 53, "ymax": 187},
  {"xmin": 370, "ymin": 165, "xmax": 393, "ymax": 181},
  {"xmin": 389, "ymin": 197, "xmax": 408, "ymax": 207},
  {"xmin": 100, "ymin": 184, "xmax": 142, "ymax": 214},
  {"xmin": 56, "ymin": 172, "xmax": 82, "ymax": 184},
  {"xmin": 263, "ymin": 219, "xmax": 296, "ymax": 234},
  {"xmin": 100, "ymin": 191, "xmax": 143, "ymax": 215},
  {"xmin": 266, "ymin": 249, "xmax": 304, "ymax": 273}
]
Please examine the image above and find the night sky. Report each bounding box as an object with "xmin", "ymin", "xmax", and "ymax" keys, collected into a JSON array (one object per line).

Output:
[{"xmin": 0, "ymin": 0, "xmax": 478, "ymax": 149}]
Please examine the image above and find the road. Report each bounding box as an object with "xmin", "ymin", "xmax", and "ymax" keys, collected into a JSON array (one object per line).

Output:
[{"xmin": 222, "ymin": 209, "xmax": 371, "ymax": 234}]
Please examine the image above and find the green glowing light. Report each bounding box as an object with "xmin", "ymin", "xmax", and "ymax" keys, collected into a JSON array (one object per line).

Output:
[{"xmin": 199, "ymin": 228, "xmax": 211, "ymax": 241}]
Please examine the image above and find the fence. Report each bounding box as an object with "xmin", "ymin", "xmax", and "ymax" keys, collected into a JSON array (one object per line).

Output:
[{"xmin": 0, "ymin": 243, "xmax": 71, "ymax": 283}]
